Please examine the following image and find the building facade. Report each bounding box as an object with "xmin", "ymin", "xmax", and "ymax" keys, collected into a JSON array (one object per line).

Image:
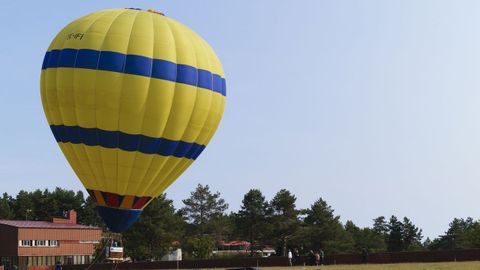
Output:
[
  {"xmin": 0, "ymin": 210, "xmax": 102, "ymax": 270},
  {"xmin": 214, "ymin": 240, "xmax": 276, "ymax": 257}
]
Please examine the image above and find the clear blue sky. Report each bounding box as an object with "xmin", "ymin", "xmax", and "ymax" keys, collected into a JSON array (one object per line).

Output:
[{"xmin": 1, "ymin": 0, "xmax": 480, "ymax": 239}]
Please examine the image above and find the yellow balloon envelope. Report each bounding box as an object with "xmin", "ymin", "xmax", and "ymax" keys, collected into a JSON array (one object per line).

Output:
[{"xmin": 40, "ymin": 8, "xmax": 226, "ymax": 232}]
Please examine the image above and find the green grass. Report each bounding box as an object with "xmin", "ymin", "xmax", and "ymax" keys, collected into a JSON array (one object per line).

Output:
[{"xmin": 258, "ymin": 262, "xmax": 480, "ymax": 270}]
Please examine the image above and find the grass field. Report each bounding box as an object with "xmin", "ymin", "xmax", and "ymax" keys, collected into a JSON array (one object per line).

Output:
[{"xmin": 259, "ymin": 262, "xmax": 480, "ymax": 270}]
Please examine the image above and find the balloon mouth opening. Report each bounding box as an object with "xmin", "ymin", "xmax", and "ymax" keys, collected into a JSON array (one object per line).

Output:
[
  {"xmin": 96, "ymin": 206, "xmax": 142, "ymax": 233},
  {"xmin": 87, "ymin": 189, "xmax": 152, "ymax": 232}
]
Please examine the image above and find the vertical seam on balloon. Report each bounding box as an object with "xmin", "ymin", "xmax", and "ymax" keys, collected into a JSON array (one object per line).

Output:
[
  {"xmin": 70, "ymin": 12, "xmax": 110, "ymax": 192},
  {"xmin": 113, "ymin": 10, "xmax": 140, "ymax": 197},
  {"xmin": 152, "ymin": 30, "xmax": 216, "ymax": 195},
  {"xmin": 120, "ymin": 11, "xmax": 154, "ymax": 196},
  {"xmin": 46, "ymin": 12, "xmax": 106, "ymax": 190},
  {"xmin": 131, "ymin": 13, "xmax": 164, "ymax": 199},
  {"xmin": 40, "ymin": 70, "xmax": 52, "ymax": 125},
  {"xmin": 196, "ymin": 38, "xmax": 226, "ymax": 146},
  {"xmin": 43, "ymin": 30, "xmax": 68, "ymax": 180},
  {"xmin": 135, "ymin": 17, "xmax": 179, "ymax": 196},
  {"xmin": 41, "ymin": 68, "xmax": 52, "ymax": 125},
  {"xmin": 149, "ymin": 23, "xmax": 203, "ymax": 194},
  {"xmin": 43, "ymin": 14, "xmax": 96, "ymax": 125},
  {"xmin": 160, "ymin": 38, "xmax": 227, "ymax": 194},
  {"xmin": 51, "ymin": 20, "xmax": 92, "ymax": 190},
  {"xmin": 143, "ymin": 18, "xmax": 194, "ymax": 195},
  {"xmin": 94, "ymin": 10, "xmax": 131, "ymax": 194},
  {"xmin": 198, "ymin": 96, "xmax": 224, "ymax": 152},
  {"xmin": 42, "ymin": 28, "xmax": 69, "ymax": 132},
  {"xmin": 129, "ymin": 19, "xmax": 172, "ymax": 198},
  {"xmin": 203, "ymin": 97, "xmax": 225, "ymax": 144},
  {"xmin": 45, "ymin": 45, "xmax": 63, "ymax": 127},
  {"xmin": 84, "ymin": 10, "xmax": 124, "ymax": 192}
]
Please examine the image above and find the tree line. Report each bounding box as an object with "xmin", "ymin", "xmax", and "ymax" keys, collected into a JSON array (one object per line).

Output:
[{"xmin": 0, "ymin": 186, "xmax": 479, "ymax": 261}]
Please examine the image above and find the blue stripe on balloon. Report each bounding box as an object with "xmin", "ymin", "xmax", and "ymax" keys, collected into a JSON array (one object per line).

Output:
[
  {"xmin": 198, "ymin": 69, "xmax": 212, "ymax": 89},
  {"xmin": 42, "ymin": 52, "xmax": 50, "ymax": 69},
  {"xmin": 152, "ymin": 58, "xmax": 176, "ymax": 81},
  {"xmin": 76, "ymin": 49, "xmax": 100, "ymax": 69},
  {"xmin": 98, "ymin": 51, "xmax": 126, "ymax": 73},
  {"xmin": 42, "ymin": 48, "xmax": 226, "ymax": 96},
  {"xmin": 176, "ymin": 64, "xmax": 198, "ymax": 86},
  {"xmin": 125, "ymin": 54, "xmax": 152, "ymax": 77},
  {"xmin": 58, "ymin": 49, "xmax": 77, "ymax": 68},
  {"xmin": 50, "ymin": 125, "xmax": 206, "ymax": 160},
  {"xmin": 46, "ymin": 50, "xmax": 60, "ymax": 69}
]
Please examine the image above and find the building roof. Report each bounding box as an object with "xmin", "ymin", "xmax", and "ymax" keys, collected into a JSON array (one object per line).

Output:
[
  {"xmin": 218, "ymin": 240, "xmax": 251, "ymax": 246},
  {"xmin": 0, "ymin": 220, "xmax": 100, "ymax": 230}
]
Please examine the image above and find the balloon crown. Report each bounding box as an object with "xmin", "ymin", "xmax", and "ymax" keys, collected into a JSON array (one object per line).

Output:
[{"xmin": 125, "ymin": 8, "xmax": 165, "ymax": 16}]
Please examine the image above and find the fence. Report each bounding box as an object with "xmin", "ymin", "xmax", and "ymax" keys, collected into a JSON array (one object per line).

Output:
[{"xmin": 62, "ymin": 249, "xmax": 480, "ymax": 270}]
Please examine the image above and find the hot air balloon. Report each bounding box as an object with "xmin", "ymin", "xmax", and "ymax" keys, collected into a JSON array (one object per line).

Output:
[{"xmin": 40, "ymin": 8, "xmax": 226, "ymax": 232}]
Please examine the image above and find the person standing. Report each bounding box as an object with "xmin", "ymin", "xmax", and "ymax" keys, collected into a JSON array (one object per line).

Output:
[
  {"xmin": 361, "ymin": 247, "xmax": 369, "ymax": 263},
  {"xmin": 288, "ymin": 249, "xmax": 293, "ymax": 266},
  {"xmin": 55, "ymin": 261, "xmax": 63, "ymax": 270},
  {"xmin": 293, "ymin": 248, "xmax": 300, "ymax": 265},
  {"xmin": 314, "ymin": 251, "xmax": 320, "ymax": 266},
  {"xmin": 319, "ymin": 249, "xmax": 325, "ymax": 265},
  {"xmin": 308, "ymin": 250, "xmax": 316, "ymax": 266}
]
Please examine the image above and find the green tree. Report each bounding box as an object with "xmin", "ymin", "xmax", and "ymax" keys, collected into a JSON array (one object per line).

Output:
[
  {"xmin": 462, "ymin": 221, "xmax": 480, "ymax": 248},
  {"xmin": 185, "ymin": 235, "xmax": 216, "ymax": 259},
  {"xmin": 123, "ymin": 194, "xmax": 184, "ymax": 261},
  {"xmin": 11, "ymin": 188, "xmax": 85, "ymax": 221},
  {"xmin": 373, "ymin": 216, "xmax": 389, "ymax": 236},
  {"xmin": 30, "ymin": 189, "xmax": 51, "ymax": 219},
  {"xmin": 208, "ymin": 213, "xmax": 235, "ymax": 242},
  {"xmin": 77, "ymin": 196, "xmax": 104, "ymax": 227},
  {"xmin": 269, "ymin": 189, "xmax": 299, "ymax": 256},
  {"xmin": 429, "ymin": 217, "xmax": 479, "ymax": 250},
  {"xmin": 345, "ymin": 220, "xmax": 386, "ymax": 253},
  {"xmin": 302, "ymin": 198, "xmax": 353, "ymax": 254},
  {"xmin": 12, "ymin": 190, "xmax": 35, "ymax": 220},
  {"xmin": 180, "ymin": 183, "xmax": 229, "ymax": 235},
  {"xmin": 387, "ymin": 215, "xmax": 403, "ymax": 252},
  {"xmin": 49, "ymin": 188, "xmax": 84, "ymax": 217},
  {"xmin": 236, "ymin": 189, "xmax": 271, "ymax": 254},
  {"xmin": 402, "ymin": 217, "xmax": 423, "ymax": 251},
  {"xmin": 383, "ymin": 215, "xmax": 423, "ymax": 252},
  {"xmin": 0, "ymin": 193, "xmax": 14, "ymax": 219}
]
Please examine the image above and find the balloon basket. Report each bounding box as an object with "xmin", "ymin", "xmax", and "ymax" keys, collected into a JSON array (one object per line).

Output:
[{"xmin": 105, "ymin": 233, "xmax": 124, "ymax": 262}]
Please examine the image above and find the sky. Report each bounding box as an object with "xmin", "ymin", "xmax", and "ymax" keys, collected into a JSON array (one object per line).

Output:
[{"xmin": 1, "ymin": 0, "xmax": 480, "ymax": 239}]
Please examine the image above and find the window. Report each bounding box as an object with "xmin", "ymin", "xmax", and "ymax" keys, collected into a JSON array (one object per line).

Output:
[
  {"xmin": 35, "ymin": 240, "xmax": 47, "ymax": 247},
  {"xmin": 47, "ymin": 256, "xmax": 53, "ymax": 266},
  {"xmin": 19, "ymin": 240, "xmax": 32, "ymax": 247},
  {"xmin": 19, "ymin": 240, "xmax": 59, "ymax": 247}
]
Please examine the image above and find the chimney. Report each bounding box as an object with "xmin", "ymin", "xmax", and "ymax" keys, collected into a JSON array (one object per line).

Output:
[
  {"xmin": 52, "ymin": 210, "xmax": 77, "ymax": 224},
  {"xmin": 67, "ymin": 210, "xmax": 77, "ymax": 224}
]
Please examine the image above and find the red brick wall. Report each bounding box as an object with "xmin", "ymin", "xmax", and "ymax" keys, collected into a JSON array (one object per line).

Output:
[
  {"xmin": 19, "ymin": 228, "xmax": 100, "ymax": 241},
  {"xmin": 18, "ymin": 228, "xmax": 101, "ymax": 256},
  {"xmin": 0, "ymin": 224, "xmax": 19, "ymax": 256}
]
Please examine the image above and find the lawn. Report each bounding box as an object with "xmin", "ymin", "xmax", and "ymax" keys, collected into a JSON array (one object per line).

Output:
[{"xmin": 260, "ymin": 262, "xmax": 480, "ymax": 270}]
